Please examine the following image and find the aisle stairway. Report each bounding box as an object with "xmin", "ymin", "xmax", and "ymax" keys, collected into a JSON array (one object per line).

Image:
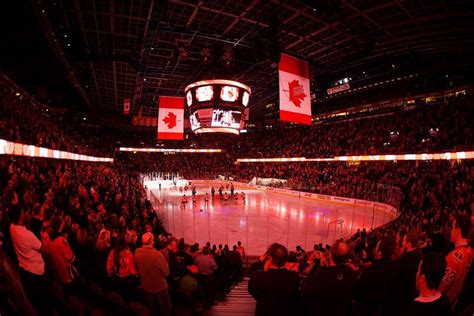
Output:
[{"xmin": 207, "ymin": 277, "xmax": 256, "ymax": 316}]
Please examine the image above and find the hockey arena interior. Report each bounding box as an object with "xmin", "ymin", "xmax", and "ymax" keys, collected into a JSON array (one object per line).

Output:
[{"xmin": 0, "ymin": 0, "xmax": 473, "ymax": 315}]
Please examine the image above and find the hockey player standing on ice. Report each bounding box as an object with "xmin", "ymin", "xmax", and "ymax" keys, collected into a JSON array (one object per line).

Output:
[
  {"xmin": 230, "ymin": 184, "xmax": 234, "ymax": 195},
  {"xmin": 204, "ymin": 193, "xmax": 209, "ymax": 207}
]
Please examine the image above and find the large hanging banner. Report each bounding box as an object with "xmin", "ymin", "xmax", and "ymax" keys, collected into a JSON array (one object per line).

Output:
[
  {"xmin": 279, "ymin": 53, "xmax": 312, "ymax": 125},
  {"xmin": 157, "ymin": 96, "xmax": 184, "ymax": 140}
]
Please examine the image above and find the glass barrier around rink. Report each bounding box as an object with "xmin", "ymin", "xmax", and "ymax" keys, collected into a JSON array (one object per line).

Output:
[{"xmin": 148, "ymin": 182, "xmax": 401, "ymax": 256}]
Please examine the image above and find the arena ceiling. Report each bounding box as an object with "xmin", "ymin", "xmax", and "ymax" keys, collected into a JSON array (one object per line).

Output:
[{"xmin": 33, "ymin": 0, "xmax": 474, "ymax": 120}]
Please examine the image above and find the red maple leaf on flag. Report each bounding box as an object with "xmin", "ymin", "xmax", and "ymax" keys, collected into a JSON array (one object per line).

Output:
[
  {"xmin": 163, "ymin": 112, "xmax": 177, "ymax": 129},
  {"xmin": 288, "ymin": 80, "xmax": 306, "ymax": 107}
]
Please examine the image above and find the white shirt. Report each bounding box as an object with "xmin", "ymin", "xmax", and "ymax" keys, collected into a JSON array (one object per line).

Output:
[{"xmin": 10, "ymin": 224, "xmax": 45, "ymax": 275}]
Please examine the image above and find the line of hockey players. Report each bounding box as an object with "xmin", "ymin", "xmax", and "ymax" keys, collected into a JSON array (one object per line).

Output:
[{"xmin": 180, "ymin": 183, "xmax": 245, "ymax": 207}]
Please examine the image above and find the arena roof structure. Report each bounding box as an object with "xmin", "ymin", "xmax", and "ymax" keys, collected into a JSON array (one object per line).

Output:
[{"xmin": 25, "ymin": 0, "xmax": 474, "ymax": 121}]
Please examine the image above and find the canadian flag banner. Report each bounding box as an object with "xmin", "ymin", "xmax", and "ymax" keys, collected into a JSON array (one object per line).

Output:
[
  {"xmin": 278, "ymin": 53, "xmax": 312, "ymax": 125},
  {"xmin": 123, "ymin": 98, "xmax": 130, "ymax": 115},
  {"xmin": 157, "ymin": 96, "xmax": 184, "ymax": 140}
]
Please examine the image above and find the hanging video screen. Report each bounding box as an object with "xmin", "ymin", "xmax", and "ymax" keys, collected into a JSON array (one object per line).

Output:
[
  {"xmin": 185, "ymin": 79, "xmax": 251, "ymax": 135},
  {"xmin": 211, "ymin": 109, "xmax": 241, "ymax": 129}
]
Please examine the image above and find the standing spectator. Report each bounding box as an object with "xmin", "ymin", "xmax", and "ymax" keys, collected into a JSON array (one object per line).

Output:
[
  {"xmin": 301, "ymin": 240, "xmax": 358, "ymax": 316},
  {"xmin": 236, "ymin": 240, "xmax": 245, "ymax": 260},
  {"xmin": 392, "ymin": 229, "xmax": 423, "ymax": 308},
  {"xmin": 228, "ymin": 245, "xmax": 243, "ymax": 281},
  {"xmin": 439, "ymin": 215, "xmax": 473, "ymax": 307},
  {"xmin": 355, "ymin": 233, "xmax": 397, "ymax": 315},
  {"xmin": 195, "ymin": 246, "xmax": 217, "ymax": 276},
  {"xmin": 194, "ymin": 246, "xmax": 218, "ymax": 305},
  {"xmin": 106, "ymin": 234, "xmax": 137, "ymax": 300},
  {"xmin": 48, "ymin": 217, "xmax": 78, "ymax": 294},
  {"xmin": 135, "ymin": 232, "xmax": 171, "ymax": 316},
  {"xmin": 8, "ymin": 205, "xmax": 51, "ymax": 315},
  {"xmin": 248, "ymin": 243, "xmax": 300, "ymax": 316},
  {"xmin": 28, "ymin": 203, "xmax": 43, "ymax": 240},
  {"xmin": 400, "ymin": 252, "xmax": 452, "ymax": 315},
  {"xmin": 161, "ymin": 237, "xmax": 179, "ymax": 280}
]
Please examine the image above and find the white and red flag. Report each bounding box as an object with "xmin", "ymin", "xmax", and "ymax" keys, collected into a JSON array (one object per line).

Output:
[
  {"xmin": 278, "ymin": 53, "xmax": 312, "ymax": 125},
  {"xmin": 123, "ymin": 98, "xmax": 130, "ymax": 115},
  {"xmin": 157, "ymin": 96, "xmax": 184, "ymax": 140}
]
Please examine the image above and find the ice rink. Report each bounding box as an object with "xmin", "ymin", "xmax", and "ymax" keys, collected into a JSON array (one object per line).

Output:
[{"xmin": 150, "ymin": 183, "xmax": 396, "ymax": 256}]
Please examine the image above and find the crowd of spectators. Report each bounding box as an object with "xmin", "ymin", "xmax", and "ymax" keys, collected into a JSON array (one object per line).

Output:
[
  {"xmin": 0, "ymin": 155, "xmax": 247, "ymax": 315},
  {"xmin": 0, "ymin": 75, "xmax": 473, "ymax": 315}
]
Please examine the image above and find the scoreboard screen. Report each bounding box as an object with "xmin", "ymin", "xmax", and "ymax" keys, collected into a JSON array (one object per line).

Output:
[{"xmin": 184, "ymin": 79, "xmax": 251, "ymax": 135}]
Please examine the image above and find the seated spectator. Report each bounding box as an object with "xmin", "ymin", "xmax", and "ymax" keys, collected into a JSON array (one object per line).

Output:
[
  {"xmin": 248, "ymin": 243, "xmax": 300, "ymax": 316},
  {"xmin": 399, "ymin": 252, "xmax": 452, "ymax": 315},
  {"xmin": 301, "ymin": 240, "xmax": 358, "ymax": 316}
]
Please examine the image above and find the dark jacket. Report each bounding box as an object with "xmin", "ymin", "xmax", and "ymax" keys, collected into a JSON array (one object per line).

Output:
[
  {"xmin": 301, "ymin": 264, "xmax": 358, "ymax": 316},
  {"xmin": 355, "ymin": 259, "xmax": 396, "ymax": 315},
  {"xmin": 248, "ymin": 268, "xmax": 300, "ymax": 316}
]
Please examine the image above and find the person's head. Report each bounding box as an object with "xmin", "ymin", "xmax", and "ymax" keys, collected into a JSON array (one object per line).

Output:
[
  {"xmin": 77, "ymin": 227, "xmax": 89, "ymax": 247},
  {"xmin": 115, "ymin": 234, "xmax": 127, "ymax": 251},
  {"xmin": 166, "ymin": 237, "xmax": 178, "ymax": 252},
  {"xmin": 233, "ymin": 245, "xmax": 237, "ymax": 251},
  {"xmin": 178, "ymin": 242, "xmax": 186, "ymax": 252},
  {"xmin": 416, "ymin": 252, "xmax": 447, "ymax": 292},
  {"xmin": 32, "ymin": 203, "xmax": 42, "ymax": 219},
  {"xmin": 218, "ymin": 244, "xmax": 223, "ymax": 249},
  {"xmin": 8, "ymin": 205, "xmax": 24, "ymax": 225},
  {"xmin": 330, "ymin": 240, "xmax": 350, "ymax": 265},
  {"xmin": 237, "ymin": 241, "xmax": 241, "ymax": 246},
  {"xmin": 403, "ymin": 229, "xmax": 420, "ymax": 251},
  {"xmin": 142, "ymin": 232, "xmax": 154, "ymax": 247},
  {"xmin": 450, "ymin": 214, "xmax": 471, "ymax": 244},
  {"xmin": 202, "ymin": 246, "xmax": 211, "ymax": 255},
  {"xmin": 287, "ymin": 251, "xmax": 298, "ymax": 263},
  {"xmin": 269, "ymin": 243, "xmax": 288, "ymax": 267},
  {"xmin": 376, "ymin": 233, "xmax": 396, "ymax": 261},
  {"xmin": 50, "ymin": 216, "xmax": 65, "ymax": 239},
  {"xmin": 114, "ymin": 234, "xmax": 128, "ymax": 267}
]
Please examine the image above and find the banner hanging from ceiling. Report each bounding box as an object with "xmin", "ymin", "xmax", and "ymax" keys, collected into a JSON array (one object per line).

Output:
[
  {"xmin": 157, "ymin": 96, "xmax": 184, "ymax": 140},
  {"xmin": 278, "ymin": 53, "xmax": 312, "ymax": 125},
  {"xmin": 123, "ymin": 98, "xmax": 130, "ymax": 115}
]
